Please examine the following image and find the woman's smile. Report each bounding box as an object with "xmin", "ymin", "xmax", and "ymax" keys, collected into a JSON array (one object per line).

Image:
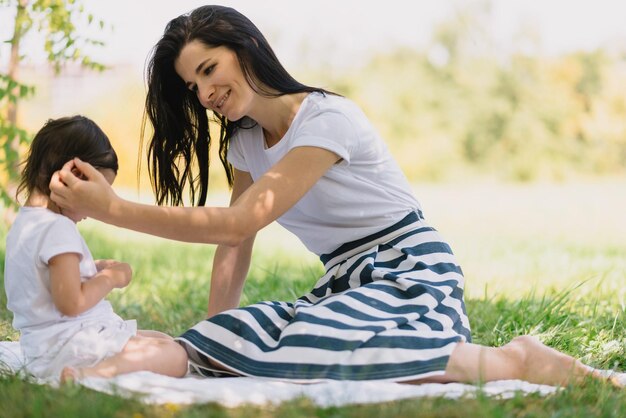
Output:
[{"xmin": 213, "ymin": 90, "xmax": 231, "ymax": 112}]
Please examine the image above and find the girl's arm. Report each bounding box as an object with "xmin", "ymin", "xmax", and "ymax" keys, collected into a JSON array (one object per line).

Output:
[
  {"xmin": 49, "ymin": 253, "xmax": 132, "ymax": 317},
  {"xmin": 207, "ymin": 168, "xmax": 256, "ymax": 317},
  {"xmin": 50, "ymin": 146, "xmax": 339, "ymax": 245}
]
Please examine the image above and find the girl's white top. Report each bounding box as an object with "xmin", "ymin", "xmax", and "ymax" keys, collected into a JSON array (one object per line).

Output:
[
  {"xmin": 4, "ymin": 207, "xmax": 122, "ymax": 358},
  {"xmin": 228, "ymin": 92, "xmax": 421, "ymax": 255}
]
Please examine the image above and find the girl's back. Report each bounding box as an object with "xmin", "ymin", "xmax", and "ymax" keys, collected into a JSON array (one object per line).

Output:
[{"xmin": 5, "ymin": 206, "xmax": 120, "ymax": 360}]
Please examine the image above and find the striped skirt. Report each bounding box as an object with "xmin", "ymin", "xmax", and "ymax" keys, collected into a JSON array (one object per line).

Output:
[{"xmin": 176, "ymin": 211, "xmax": 472, "ymax": 382}]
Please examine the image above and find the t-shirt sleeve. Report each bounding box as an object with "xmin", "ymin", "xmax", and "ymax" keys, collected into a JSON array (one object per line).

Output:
[
  {"xmin": 39, "ymin": 217, "xmax": 84, "ymax": 264},
  {"xmin": 289, "ymin": 110, "xmax": 354, "ymax": 164},
  {"xmin": 226, "ymin": 131, "xmax": 249, "ymax": 172}
]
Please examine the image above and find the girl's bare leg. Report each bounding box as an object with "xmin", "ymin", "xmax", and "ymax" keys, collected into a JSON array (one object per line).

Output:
[
  {"xmin": 411, "ymin": 335, "xmax": 616, "ymax": 386},
  {"xmin": 60, "ymin": 334, "xmax": 188, "ymax": 383},
  {"xmin": 134, "ymin": 329, "xmax": 173, "ymax": 339}
]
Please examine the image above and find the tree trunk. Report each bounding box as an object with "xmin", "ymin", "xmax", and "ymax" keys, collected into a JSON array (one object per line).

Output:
[
  {"xmin": 3, "ymin": 0, "xmax": 29, "ymax": 224},
  {"xmin": 7, "ymin": 0, "xmax": 29, "ymax": 125}
]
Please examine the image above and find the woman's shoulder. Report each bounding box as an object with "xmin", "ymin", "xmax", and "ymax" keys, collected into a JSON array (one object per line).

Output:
[
  {"xmin": 305, "ymin": 91, "xmax": 357, "ymax": 113},
  {"xmin": 298, "ymin": 92, "xmax": 374, "ymax": 136},
  {"xmin": 297, "ymin": 92, "xmax": 366, "ymax": 128}
]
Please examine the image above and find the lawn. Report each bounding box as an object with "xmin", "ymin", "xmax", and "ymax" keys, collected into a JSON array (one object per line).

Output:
[{"xmin": 1, "ymin": 179, "xmax": 625, "ymax": 417}]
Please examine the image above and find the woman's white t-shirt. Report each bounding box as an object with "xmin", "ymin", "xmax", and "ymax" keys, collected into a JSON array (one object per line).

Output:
[{"xmin": 227, "ymin": 92, "xmax": 422, "ymax": 256}]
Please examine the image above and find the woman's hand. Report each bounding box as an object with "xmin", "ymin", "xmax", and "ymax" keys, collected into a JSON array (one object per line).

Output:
[{"xmin": 49, "ymin": 158, "xmax": 119, "ymax": 222}]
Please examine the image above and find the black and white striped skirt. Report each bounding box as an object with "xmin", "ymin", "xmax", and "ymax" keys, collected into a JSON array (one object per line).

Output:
[{"xmin": 177, "ymin": 211, "xmax": 472, "ymax": 382}]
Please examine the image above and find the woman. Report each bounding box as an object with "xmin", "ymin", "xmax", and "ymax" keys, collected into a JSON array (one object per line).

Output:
[{"xmin": 50, "ymin": 5, "xmax": 620, "ymax": 385}]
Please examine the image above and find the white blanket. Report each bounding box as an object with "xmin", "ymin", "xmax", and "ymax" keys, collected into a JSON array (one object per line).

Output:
[{"xmin": 0, "ymin": 341, "xmax": 559, "ymax": 407}]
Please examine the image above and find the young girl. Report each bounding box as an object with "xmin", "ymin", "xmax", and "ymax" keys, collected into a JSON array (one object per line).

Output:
[
  {"xmin": 49, "ymin": 7, "xmax": 624, "ymax": 386},
  {"xmin": 4, "ymin": 115, "xmax": 188, "ymax": 383}
]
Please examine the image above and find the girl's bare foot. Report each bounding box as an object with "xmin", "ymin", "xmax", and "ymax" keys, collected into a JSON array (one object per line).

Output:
[{"xmin": 60, "ymin": 366, "xmax": 83, "ymax": 384}]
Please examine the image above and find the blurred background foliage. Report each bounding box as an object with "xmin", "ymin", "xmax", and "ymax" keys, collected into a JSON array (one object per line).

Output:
[
  {"xmin": 316, "ymin": 6, "xmax": 626, "ymax": 183},
  {"xmin": 0, "ymin": 0, "xmax": 107, "ymax": 210},
  {"xmin": 3, "ymin": 0, "xmax": 626, "ymax": 198}
]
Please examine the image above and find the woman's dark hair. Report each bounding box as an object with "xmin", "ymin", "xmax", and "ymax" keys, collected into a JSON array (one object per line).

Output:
[
  {"xmin": 17, "ymin": 115, "xmax": 118, "ymax": 201},
  {"xmin": 143, "ymin": 5, "xmax": 334, "ymax": 206}
]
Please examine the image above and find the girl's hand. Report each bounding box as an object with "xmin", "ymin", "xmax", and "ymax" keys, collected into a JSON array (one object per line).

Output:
[
  {"xmin": 50, "ymin": 255, "xmax": 131, "ymax": 317},
  {"xmin": 94, "ymin": 259, "xmax": 123, "ymax": 272},
  {"xmin": 49, "ymin": 158, "xmax": 118, "ymax": 222},
  {"xmin": 100, "ymin": 262, "xmax": 132, "ymax": 289}
]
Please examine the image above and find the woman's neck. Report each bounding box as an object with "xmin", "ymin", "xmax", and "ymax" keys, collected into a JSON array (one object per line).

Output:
[{"xmin": 251, "ymin": 92, "xmax": 308, "ymax": 148}]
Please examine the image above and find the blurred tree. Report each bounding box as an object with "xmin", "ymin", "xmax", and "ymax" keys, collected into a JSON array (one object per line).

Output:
[
  {"xmin": 574, "ymin": 50, "xmax": 605, "ymax": 114},
  {"xmin": 0, "ymin": 0, "xmax": 106, "ymax": 219},
  {"xmin": 330, "ymin": 28, "xmax": 626, "ymax": 182}
]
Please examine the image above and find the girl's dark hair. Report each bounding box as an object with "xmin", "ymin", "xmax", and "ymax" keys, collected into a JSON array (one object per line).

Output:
[
  {"xmin": 143, "ymin": 5, "xmax": 335, "ymax": 206},
  {"xmin": 17, "ymin": 115, "xmax": 118, "ymax": 201}
]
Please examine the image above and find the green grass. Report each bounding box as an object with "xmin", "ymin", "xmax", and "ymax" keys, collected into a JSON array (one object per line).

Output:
[{"xmin": 2, "ymin": 181, "xmax": 626, "ymax": 417}]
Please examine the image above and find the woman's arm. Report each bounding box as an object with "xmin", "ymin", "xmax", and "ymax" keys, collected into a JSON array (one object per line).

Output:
[
  {"xmin": 207, "ymin": 168, "xmax": 256, "ymax": 317},
  {"xmin": 50, "ymin": 146, "xmax": 339, "ymax": 245},
  {"xmin": 49, "ymin": 253, "xmax": 132, "ymax": 317}
]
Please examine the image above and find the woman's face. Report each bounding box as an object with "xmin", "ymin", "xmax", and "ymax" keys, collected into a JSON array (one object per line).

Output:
[{"xmin": 175, "ymin": 40, "xmax": 255, "ymax": 121}]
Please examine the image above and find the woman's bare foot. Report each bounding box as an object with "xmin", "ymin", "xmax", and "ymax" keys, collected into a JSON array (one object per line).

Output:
[
  {"xmin": 407, "ymin": 335, "xmax": 624, "ymax": 387},
  {"xmin": 582, "ymin": 366, "xmax": 626, "ymax": 388},
  {"xmin": 502, "ymin": 335, "xmax": 596, "ymax": 386},
  {"xmin": 609, "ymin": 372, "xmax": 626, "ymax": 388}
]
